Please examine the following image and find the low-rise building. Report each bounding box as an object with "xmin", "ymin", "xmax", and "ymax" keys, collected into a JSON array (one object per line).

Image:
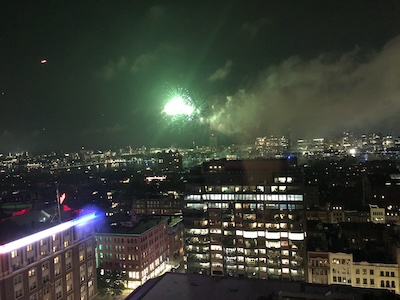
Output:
[
  {"xmin": 95, "ymin": 216, "xmax": 169, "ymax": 290},
  {"xmin": 308, "ymin": 251, "xmax": 400, "ymax": 294}
]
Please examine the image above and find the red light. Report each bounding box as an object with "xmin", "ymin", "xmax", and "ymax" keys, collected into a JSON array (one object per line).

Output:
[
  {"xmin": 12, "ymin": 208, "xmax": 31, "ymax": 216},
  {"xmin": 40, "ymin": 59, "xmax": 47, "ymax": 64}
]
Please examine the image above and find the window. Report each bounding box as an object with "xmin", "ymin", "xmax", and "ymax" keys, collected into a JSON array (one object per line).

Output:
[
  {"xmin": 381, "ymin": 280, "xmax": 385, "ymax": 287},
  {"xmin": 54, "ymin": 256, "xmax": 60, "ymax": 264},
  {"xmin": 356, "ymin": 278, "xmax": 360, "ymax": 284},
  {"xmin": 333, "ymin": 276, "xmax": 337, "ymax": 282},
  {"xmin": 43, "ymin": 286, "xmax": 50, "ymax": 295},
  {"xmin": 11, "ymin": 250, "xmax": 18, "ymax": 258},
  {"xmin": 15, "ymin": 289, "xmax": 23, "ymax": 299},
  {"xmin": 42, "ymin": 274, "xmax": 50, "ymax": 284},
  {"xmin": 56, "ymin": 279, "xmax": 62, "ymax": 288},
  {"xmin": 363, "ymin": 278, "xmax": 367, "ymax": 285},
  {"xmin": 29, "ymin": 294, "xmax": 38, "ymax": 300},
  {"xmin": 30, "ymin": 281, "xmax": 37, "ymax": 291},
  {"xmin": 42, "ymin": 262, "xmax": 49, "ymax": 271},
  {"xmin": 391, "ymin": 272, "xmax": 395, "ymax": 277},
  {"xmin": 28, "ymin": 268, "xmax": 36, "ymax": 277},
  {"xmin": 14, "ymin": 275, "xmax": 22, "ymax": 285},
  {"xmin": 370, "ymin": 269, "xmax": 374, "ymax": 275},
  {"xmin": 66, "ymin": 273, "xmax": 72, "ymax": 281},
  {"xmin": 67, "ymin": 283, "xmax": 73, "ymax": 292}
]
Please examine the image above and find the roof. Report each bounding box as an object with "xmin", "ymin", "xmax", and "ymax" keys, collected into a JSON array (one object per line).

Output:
[
  {"xmin": 126, "ymin": 273, "xmax": 399, "ymax": 300},
  {"xmin": 97, "ymin": 216, "xmax": 169, "ymax": 236}
]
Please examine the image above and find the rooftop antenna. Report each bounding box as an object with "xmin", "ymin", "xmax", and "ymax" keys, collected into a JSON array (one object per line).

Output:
[{"xmin": 51, "ymin": 182, "xmax": 62, "ymax": 223}]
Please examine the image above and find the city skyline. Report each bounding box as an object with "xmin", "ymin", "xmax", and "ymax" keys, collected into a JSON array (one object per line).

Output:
[{"xmin": 1, "ymin": 1, "xmax": 400, "ymax": 153}]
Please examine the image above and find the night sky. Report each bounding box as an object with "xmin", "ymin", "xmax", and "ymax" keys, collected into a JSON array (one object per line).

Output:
[{"xmin": 1, "ymin": 1, "xmax": 400, "ymax": 153}]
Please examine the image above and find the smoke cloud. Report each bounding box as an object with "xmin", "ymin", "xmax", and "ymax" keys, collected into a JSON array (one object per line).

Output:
[{"xmin": 209, "ymin": 35, "xmax": 400, "ymax": 139}]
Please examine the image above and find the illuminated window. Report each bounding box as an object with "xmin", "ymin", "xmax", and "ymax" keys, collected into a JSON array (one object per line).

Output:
[
  {"xmin": 11, "ymin": 250, "xmax": 18, "ymax": 258},
  {"xmin": 67, "ymin": 283, "xmax": 73, "ymax": 292},
  {"xmin": 28, "ymin": 268, "xmax": 36, "ymax": 277},
  {"xmin": 42, "ymin": 262, "xmax": 49, "ymax": 271}
]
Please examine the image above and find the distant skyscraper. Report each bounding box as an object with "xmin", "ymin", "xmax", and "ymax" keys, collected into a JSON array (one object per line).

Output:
[{"xmin": 209, "ymin": 133, "xmax": 218, "ymax": 151}]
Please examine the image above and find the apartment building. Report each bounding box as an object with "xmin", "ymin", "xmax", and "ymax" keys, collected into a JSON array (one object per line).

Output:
[
  {"xmin": 184, "ymin": 159, "xmax": 306, "ymax": 280},
  {"xmin": 0, "ymin": 210, "xmax": 98, "ymax": 300}
]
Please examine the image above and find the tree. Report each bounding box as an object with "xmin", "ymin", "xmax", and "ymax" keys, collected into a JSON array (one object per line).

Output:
[{"xmin": 97, "ymin": 270, "xmax": 128, "ymax": 298}]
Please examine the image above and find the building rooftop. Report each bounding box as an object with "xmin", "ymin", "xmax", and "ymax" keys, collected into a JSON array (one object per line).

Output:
[
  {"xmin": 168, "ymin": 216, "xmax": 182, "ymax": 227},
  {"xmin": 97, "ymin": 216, "xmax": 169, "ymax": 236},
  {"xmin": 126, "ymin": 273, "xmax": 400, "ymax": 300},
  {"xmin": 0, "ymin": 206, "xmax": 79, "ymax": 245}
]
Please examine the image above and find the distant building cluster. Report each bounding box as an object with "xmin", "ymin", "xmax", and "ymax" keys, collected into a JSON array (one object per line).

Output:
[{"xmin": 3, "ymin": 139, "xmax": 400, "ymax": 299}]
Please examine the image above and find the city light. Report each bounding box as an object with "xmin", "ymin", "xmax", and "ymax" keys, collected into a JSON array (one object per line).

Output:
[{"xmin": 0, "ymin": 212, "xmax": 98, "ymax": 254}]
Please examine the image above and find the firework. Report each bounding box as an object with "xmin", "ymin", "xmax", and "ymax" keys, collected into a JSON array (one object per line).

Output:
[
  {"xmin": 163, "ymin": 95, "xmax": 195, "ymax": 116},
  {"xmin": 161, "ymin": 85, "xmax": 203, "ymax": 124}
]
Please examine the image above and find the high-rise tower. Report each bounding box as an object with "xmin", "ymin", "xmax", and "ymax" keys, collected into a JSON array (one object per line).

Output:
[{"xmin": 183, "ymin": 159, "xmax": 306, "ymax": 281}]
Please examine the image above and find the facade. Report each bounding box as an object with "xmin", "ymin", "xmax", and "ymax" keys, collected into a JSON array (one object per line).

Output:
[
  {"xmin": 131, "ymin": 193, "xmax": 183, "ymax": 215},
  {"xmin": 184, "ymin": 159, "xmax": 306, "ymax": 280},
  {"xmin": 308, "ymin": 251, "xmax": 400, "ymax": 294},
  {"xmin": 369, "ymin": 204, "xmax": 385, "ymax": 223},
  {"xmin": 0, "ymin": 211, "xmax": 98, "ymax": 300},
  {"xmin": 157, "ymin": 150, "xmax": 183, "ymax": 172},
  {"xmin": 255, "ymin": 136, "xmax": 289, "ymax": 157},
  {"xmin": 95, "ymin": 216, "xmax": 169, "ymax": 290},
  {"xmin": 167, "ymin": 217, "xmax": 183, "ymax": 262}
]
